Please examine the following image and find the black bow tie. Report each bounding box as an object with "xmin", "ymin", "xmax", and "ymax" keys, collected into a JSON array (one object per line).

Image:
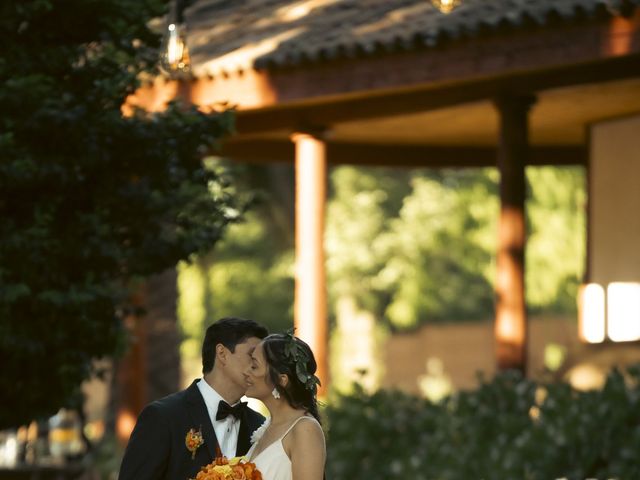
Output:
[{"xmin": 216, "ymin": 400, "xmax": 247, "ymax": 421}]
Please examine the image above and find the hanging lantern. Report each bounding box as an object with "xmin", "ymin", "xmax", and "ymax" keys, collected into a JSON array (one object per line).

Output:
[
  {"xmin": 161, "ymin": 22, "xmax": 191, "ymax": 75},
  {"xmin": 431, "ymin": 0, "xmax": 461, "ymax": 14}
]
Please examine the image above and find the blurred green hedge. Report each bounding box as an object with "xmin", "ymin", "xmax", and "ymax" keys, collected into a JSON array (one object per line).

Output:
[{"xmin": 325, "ymin": 366, "xmax": 640, "ymax": 480}]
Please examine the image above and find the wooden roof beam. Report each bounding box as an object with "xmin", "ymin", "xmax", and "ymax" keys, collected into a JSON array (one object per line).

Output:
[
  {"xmin": 219, "ymin": 140, "xmax": 586, "ymax": 167},
  {"xmin": 234, "ymin": 54, "xmax": 640, "ymax": 134}
]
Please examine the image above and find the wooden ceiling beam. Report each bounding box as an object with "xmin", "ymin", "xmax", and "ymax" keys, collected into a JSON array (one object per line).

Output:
[
  {"xmin": 235, "ymin": 54, "xmax": 640, "ymax": 134},
  {"xmin": 219, "ymin": 140, "xmax": 586, "ymax": 167}
]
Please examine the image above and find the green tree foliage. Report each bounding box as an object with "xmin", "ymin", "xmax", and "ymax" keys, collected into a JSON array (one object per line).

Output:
[
  {"xmin": 327, "ymin": 166, "xmax": 499, "ymax": 329},
  {"xmin": 380, "ymin": 169, "xmax": 499, "ymax": 326},
  {"xmin": 0, "ymin": 0, "xmax": 239, "ymax": 429},
  {"xmin": 177, "ymin": 164, "xmax": 295, "ymax": 377},
  {"xmin": 325, "ymin": 365, "xmax": 640, "ymax": 479},
  {"xmin": 326, "ymin": 165, "xmax": 585, "ymax": 330},
  {"xmin": 526, "ymin": 166, "xmax": 586, "ymax": 313},
  {"xmin": 178, "ymin": 212, "xmax": 295, "ymax": 358},
  {"xmin": 326, "ymin": 167, "xmax": 407, "ymax": 314}
]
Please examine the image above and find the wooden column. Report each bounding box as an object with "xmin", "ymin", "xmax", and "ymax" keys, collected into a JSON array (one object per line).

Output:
[
  {"xmin": 494, "ymin": 94, "xmax": 536, "ymax": 375},
  {"xmin": 291, "ymin": 130, "xmax": 328, "ymax": 396},
  {"xmin": 114, "ymin": 289, "xmax": 148, "ymax": 445}
]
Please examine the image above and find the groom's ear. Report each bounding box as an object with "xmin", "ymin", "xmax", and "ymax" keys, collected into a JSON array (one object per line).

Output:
[{"xmin": 215, "ymin": 343, "xmax": 227, "ymax": 365}]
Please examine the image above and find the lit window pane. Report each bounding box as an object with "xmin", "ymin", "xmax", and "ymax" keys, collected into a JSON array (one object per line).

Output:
[
  {"xmin": 607, "ymin": 282, "xmax": 640, "ymax": 342},
  {"xmin": 579, "ymin": 283, "xmax": 606, "ymax": 343}
]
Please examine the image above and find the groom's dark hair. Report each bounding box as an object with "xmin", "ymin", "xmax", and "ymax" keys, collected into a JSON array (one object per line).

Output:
[{"xmin": 202, "ymin": 317, "xmax": 268, "ymax": 373}]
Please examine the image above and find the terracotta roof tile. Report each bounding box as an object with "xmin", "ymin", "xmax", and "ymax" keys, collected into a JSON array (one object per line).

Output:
[{"xmin": 184, "ymin": 0, "xmax": 640, "ymax": 76}]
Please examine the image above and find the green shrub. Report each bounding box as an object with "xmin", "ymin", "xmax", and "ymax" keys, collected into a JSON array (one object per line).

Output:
[{"xmin": 325, "ymin": 365, "xmax": 640, "ymax": 480}]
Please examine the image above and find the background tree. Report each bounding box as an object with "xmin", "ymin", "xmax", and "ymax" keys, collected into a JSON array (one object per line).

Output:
[
  {"xmin": 0, "ymin": 0, "xmax": 242, "ymax": 429},
  {"xmin": 326, "ymin": 165, "xmax": 585, "ymax": 331},
  {"xmin": 377, "ymin": 168, "xmax": 499, "ymax": 327},
  {"xmin": 178, "ymin": 162, "xmax": 295, "ymax": 379},
  {"xmin": 525, "ymin": 166, "xmax": 586, "ymax": 313}
]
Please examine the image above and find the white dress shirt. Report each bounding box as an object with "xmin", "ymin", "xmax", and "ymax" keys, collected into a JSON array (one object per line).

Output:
[{"xmin": 197, "ymin": 378, "xmax": 241, "ymax": 458}]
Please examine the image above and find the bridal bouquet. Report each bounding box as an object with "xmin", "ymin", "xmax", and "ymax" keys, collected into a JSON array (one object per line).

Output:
[{"xmin": 192, "ymin": 456, "xmax": 262, "ymax": 480}]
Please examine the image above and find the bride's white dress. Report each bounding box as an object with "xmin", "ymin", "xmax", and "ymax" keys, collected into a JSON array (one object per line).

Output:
[{"xmin": 246, "ymin": 415, "xmax": 318, "ymax": 480}]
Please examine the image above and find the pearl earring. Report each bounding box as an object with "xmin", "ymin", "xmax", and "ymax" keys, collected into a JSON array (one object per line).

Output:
[{"xmin": 271, "ymin": 388, "xmax": 280, "ymax": 399}]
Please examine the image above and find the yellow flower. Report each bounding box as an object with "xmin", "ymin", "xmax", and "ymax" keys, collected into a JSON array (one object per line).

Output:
[{"xmin": 192, "ymin": 455, "xmax": 262, "ymax": 480}]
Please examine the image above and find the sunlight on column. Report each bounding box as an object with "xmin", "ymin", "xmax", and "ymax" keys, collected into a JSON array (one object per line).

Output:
[
  {"xmin": 495, "ymin": 206, "xmax": 526, "ymax": 348},
  {"xmin": 496, "ymin": 310, "xmax": 519, "ymax": 342},
  {"xmin": 578, "ymin": 283, "xmax": 606, "ymax": 343},
  {"xmin": 607, "ymin": 282, "xmax": 640, "ymax": 342},
  {"xmin": 293, "ymin": 133, "xmax": 326, "ymax": 350},
  {"xmin": 292, "ymin": 132, "xmax": 328, "ymax": 395}
]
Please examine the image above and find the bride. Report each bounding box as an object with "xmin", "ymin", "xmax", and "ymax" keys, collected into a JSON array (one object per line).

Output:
[{"xmin": 243, "ymin": 332, "xmax": 326, "ymax": 480}]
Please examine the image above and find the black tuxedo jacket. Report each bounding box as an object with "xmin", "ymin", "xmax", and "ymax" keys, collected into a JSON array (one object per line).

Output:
[{"xmin": 118, "ymin": 380, "xmax": 265, "ymax": 480}]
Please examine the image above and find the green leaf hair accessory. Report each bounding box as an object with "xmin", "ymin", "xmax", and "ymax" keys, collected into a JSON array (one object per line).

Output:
[{"xmin": 283, "ymin": 328, "xmax": 321, "ymax": 394}]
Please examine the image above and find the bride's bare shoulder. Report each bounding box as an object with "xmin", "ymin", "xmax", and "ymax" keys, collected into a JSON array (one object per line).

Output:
[
  {"xmin": 290, "ymin": 416, "xmax": 325, "ymax": 446},
  {"xmin": 288, "ymin": 417, "xmax": 326, "ymax": 479}
]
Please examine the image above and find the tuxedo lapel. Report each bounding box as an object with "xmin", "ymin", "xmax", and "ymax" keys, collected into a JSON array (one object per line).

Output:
[
  {"xmin": 236, "ymin": 410, "xmax": 251, "ymax": 456},
  {"xmin": 236, "ymin": 408, "xmax": 265, "ymax": 457},
  {"xmin": 185, "ymin": 380, "xmax": 219, "ymax": 460}
]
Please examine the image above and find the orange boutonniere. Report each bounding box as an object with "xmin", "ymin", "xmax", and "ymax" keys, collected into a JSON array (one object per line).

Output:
[{"xmin": 185, "ymin": 427, "xmax": 205, "ymax": 459}]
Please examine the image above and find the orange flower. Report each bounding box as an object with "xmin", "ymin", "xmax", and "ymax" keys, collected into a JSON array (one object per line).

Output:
[
  {"xmin": 230, "ymin": 465, "xmax": 246, "ymax": 479},
  {"xmin": 191, "ymin": 456, "xmax": 262, "ymax": 480},
  {"xmin": 185, "ymin": 427, "xmax": 205, "ymax": 460}
]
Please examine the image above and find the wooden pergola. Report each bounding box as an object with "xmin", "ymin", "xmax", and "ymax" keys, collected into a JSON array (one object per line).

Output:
[{"xmin": 127, "ymin": 0, "xmax": 640, "ymax": 393}]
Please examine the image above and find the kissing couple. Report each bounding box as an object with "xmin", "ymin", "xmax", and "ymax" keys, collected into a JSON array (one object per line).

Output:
[{"xmin": 119, "ymin": 317, "xmax": 325, "ymax": 480}]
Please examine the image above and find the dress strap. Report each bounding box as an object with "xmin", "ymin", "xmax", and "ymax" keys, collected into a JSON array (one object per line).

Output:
[{"xmin": 280, "ymin": 415, "xmax": 317, "ymax": 440}]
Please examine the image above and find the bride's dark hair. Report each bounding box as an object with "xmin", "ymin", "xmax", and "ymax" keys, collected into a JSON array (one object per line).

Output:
[{"xmin": 262, "ymin": 333, "xmax": 322, "ymax": 424}]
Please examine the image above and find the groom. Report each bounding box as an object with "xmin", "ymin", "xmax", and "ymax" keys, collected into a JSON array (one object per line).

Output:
[{"xmin": 119, "ymin": 317, "xmax": 269, "ymax": 480}]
